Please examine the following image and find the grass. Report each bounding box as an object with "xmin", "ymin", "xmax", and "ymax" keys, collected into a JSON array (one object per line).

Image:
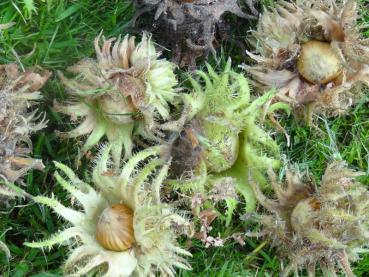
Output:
[{"xmin": 0, "ymin": 0, "xmax": 369, "ymax": 276}]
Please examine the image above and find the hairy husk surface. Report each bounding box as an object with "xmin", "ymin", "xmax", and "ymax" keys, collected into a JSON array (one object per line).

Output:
[
  {"xmin": 55, "ymin": 33, "xmax": 179, "ymax": 166},
  {"xmin": 0, "ymin": 64, "xmax": 50, "ymax": 198},
  {"xmin": 244, "ymin": 0, "xmax": 369, "ymax": 123},
  {"xmin": 165, "ymin": 60, "xmax": 281, "ymax": 232},
  {"xmin": 250, "ymin": 161, "xmax": 369, "ymax": 277},
  {"xmin": 24, "ymin": 146, "xmax": 192, "ymax": 277}
]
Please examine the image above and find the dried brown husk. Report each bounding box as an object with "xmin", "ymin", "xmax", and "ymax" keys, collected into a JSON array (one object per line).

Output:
[
  {"xmin": 250, "ymin": 161, "xmax": 369, "ymax": 276},
  {"xmin": 243, "ymin": 0, "xmax": 369, "ymax": 122},
  {"xmin": 0, "ymin": 64, "xmax": 50, "ymax": 193},
  {"xmin": 133, "ymin": 0, "xmax": 258, "ymax": 67}
]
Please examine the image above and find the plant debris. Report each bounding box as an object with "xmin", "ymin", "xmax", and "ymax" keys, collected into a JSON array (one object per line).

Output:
[{"xmin": 133, "ymin": 0, "xmax": 258, "ymax": 67}]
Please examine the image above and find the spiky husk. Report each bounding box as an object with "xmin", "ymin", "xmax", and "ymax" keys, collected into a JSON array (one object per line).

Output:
[
  {"xmin": 243, "ymin": 0, "xmax": 369, "ymax": 122},
  {"xmin": 166, "ymin": 59, "xmax": 280, "ymax": 228},
  {"xmin": 0, "ymin": 64, "xmax": 49, "ymax": 193},
  {"xmin": 25, "ymin": 145, "xmax": 192, "ymax": 277},
  {"xmin": 55, "ymin": 32, "xmax": 179, "ymax": 165},
  {"xmin": 133, "ymin": 0, "xmax": 255, "ymax": 67},
  {"xmin": 250, "ymin": 161, "xmax": 369, "ymax": 276}
]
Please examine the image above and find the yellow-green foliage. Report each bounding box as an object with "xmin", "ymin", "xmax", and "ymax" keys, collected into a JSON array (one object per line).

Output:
[{"xmin": 168, "ymin": 60, "xmax": 280, "ymax": 227}]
